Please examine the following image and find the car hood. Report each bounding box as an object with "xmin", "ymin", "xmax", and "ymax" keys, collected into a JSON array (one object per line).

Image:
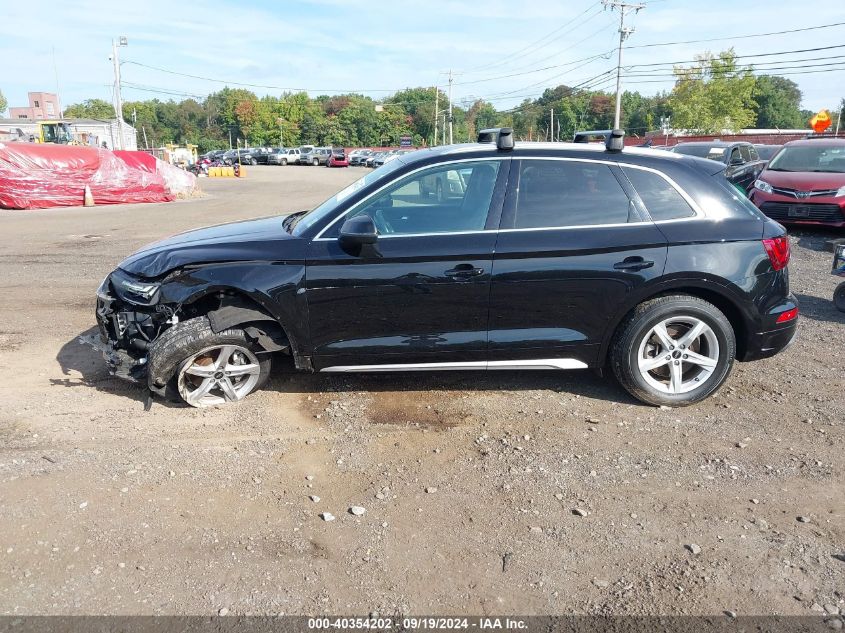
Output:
[
  {"xmin": 760, "ymin": 170, "xmax": 845, "ymax": 190},
  {"xmin": 118, "ymin": 215, "xmax": 306, "ymax": 278}
]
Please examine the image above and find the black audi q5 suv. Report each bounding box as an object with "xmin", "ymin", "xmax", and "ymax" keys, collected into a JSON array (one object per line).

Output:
[{"xmin": 94, "ymin": 129, "xmax": 797, "ymax": 408}]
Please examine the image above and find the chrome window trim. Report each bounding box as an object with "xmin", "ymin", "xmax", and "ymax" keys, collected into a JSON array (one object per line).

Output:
[
  {"xmin": 313, "ymin": 157, "xmax": 510, "ymax": 241},
  {"xmin": 312, "ymin": 155, "xmax": 705, "ymax": 242}
]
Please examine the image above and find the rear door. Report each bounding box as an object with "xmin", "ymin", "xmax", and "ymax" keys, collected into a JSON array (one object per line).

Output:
[{"xmin": 488, "ymin": 158, "xmax": 669, "ymax": 367}]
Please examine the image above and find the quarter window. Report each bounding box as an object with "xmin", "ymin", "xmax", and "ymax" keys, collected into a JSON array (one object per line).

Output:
[
  {"xmin": 512, "ymin": 160, "xmax": 631, "ymax": 229},
  {"xmin": 623, "ymin": 167, "xmax": 696, "ymax": 221},
  {"xmin": 338, "ymin": 160, "xmax": 501, "ymax": 236}
]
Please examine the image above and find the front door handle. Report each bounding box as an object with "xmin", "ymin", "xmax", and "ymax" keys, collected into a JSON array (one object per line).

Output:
[
  {"xmin": 445, "ymin": 264, "xmax": 485, "ymax": 278},
  {"xmin": 613, "ymin": 256, "xmax": 654, "ymax": 272}
]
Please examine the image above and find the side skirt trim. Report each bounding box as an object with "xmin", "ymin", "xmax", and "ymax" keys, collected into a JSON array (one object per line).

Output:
[{"xmin": 319, "ymin": 359, "xmax": 588, "ymax": 373}]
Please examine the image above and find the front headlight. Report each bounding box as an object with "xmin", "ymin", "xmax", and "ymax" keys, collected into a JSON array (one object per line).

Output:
[
  {"xmin": 836, "ymin": 185, "xmax": 845, "ymax": 197},
  {"xmin": 754, "ymin": 179, "xmax": 773, "ymax": 194},
  {"xmin": 111, "ymin": 269, "xmax": 160, "ymax": 304}
]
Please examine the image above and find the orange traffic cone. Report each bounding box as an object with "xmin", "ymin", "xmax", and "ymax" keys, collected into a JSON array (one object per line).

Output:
[{"xmin": 83, "ymin": 185, "xmax": 95, "ymax": 207}]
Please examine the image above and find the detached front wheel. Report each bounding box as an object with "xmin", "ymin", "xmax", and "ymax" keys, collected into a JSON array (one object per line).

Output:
[
  {"xmin": 147, "ymin": 317, "xmax": 272, "ymax": 407},
  {"xmin": 611, "ymin": 295, "xmax": 735, "ymax": 407}
]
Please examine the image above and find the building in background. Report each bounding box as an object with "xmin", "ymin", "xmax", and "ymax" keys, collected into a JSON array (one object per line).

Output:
[
  {"xmin": 9, "ymin": 92, "xmax": 61, "ymax": 120},
  {"xmin": 0, "ymin": 118, "xmax": 138, "ymax": 150}
]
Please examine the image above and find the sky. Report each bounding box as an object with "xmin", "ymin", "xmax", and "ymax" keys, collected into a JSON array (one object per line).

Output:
[{"xmin": 1, "ymin": 0, "xmax": 844, "ymax": 118}]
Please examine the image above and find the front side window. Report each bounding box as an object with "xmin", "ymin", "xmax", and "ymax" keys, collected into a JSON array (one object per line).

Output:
[
  {"xmin": 333, "ymin": 160, "xmax": 502, "ymax": 237},
  {"xmin": 512, "ymin": 160, "xmax": 631, "ymax": 229},
  {"xmin": 623, "ymin": 167, "xmax": 696, "ymax": 221},
  {"xmin": 740, "ymin": 145, "xmax": 752, "ymax": 162}
]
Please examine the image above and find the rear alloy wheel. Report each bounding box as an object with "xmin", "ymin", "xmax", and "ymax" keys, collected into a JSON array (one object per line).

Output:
[
  {"xmin": 835, "ymin": 282, "xmax": 845, "ymax": 313},
  {"xmin": 250, "ymin": 158, "xmax": 258, "ymax": 166},
  {"xmin": 611, "ymin": 295, "xmax": 735, "ymax": 407},
  {"xmin": 313, "ymin": 158, "xmax": 319, "ymax": 166}
]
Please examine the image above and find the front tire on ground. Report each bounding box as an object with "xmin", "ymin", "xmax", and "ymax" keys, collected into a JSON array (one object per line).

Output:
[
  {"xmin": 147, "ymin": 316, "xmax": 272, "ymax": 407},
  {"xmin": 610, "ymin": 295, "xmax": 736, "ymax": 407}
]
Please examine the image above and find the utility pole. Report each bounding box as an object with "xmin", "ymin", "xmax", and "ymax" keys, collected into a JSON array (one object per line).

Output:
[
  {"xmin": 603, "ymin": 0, "xmax": 645, "ymax": 130},
  {"xmin": 433, "ymin": 86, "xmax": 439, "ymax": 146},
  {"xmin": 447, "ymin": 70, "xmax": 454, "ymax": 145},
  {"xmin": 111, "ymin": 36, "xmax": 128, "ymax": 150},
  {"xmin": 550, "ymin": 108, "xmax": 554, "ymax": 141},
  {"xmin": 836, "ymin": 105, "xmax": 843, "ymax": 137}
]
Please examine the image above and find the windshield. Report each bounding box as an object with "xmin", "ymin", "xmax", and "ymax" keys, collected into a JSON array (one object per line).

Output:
[
  {"xmin": 292, "ymin": 159, "xmax": 406, "ymax": 236},
  {"xmin": 767, "ymin": 145, "xmax": 845, "ymax": 173},
  {"xmin": 673, "ymin": 145, "xmax": 726, "ymax": 161}
]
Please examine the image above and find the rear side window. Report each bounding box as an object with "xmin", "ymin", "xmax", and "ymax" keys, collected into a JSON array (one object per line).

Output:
[
  {"xmin": 740, "ymin": 145, "xmax": 752, "ymax": 162},
  {"xmin": 623, "ymin": 167, "xmax": 696, "ymax": 221},
  {"xmin": 513, "ymin": 160, "xmax": 630, "ymax": 228}
]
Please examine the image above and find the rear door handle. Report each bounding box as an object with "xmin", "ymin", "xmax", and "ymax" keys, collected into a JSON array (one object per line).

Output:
[
  {"xmin": 613, "ymin": 257, "xmax": 654, "ymax": 272},
  {"xmin": 445, "ymin": 264, "xmax": 485, "ymax": 278}
]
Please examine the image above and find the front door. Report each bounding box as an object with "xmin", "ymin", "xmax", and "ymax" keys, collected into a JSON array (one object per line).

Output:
[
  {"xmin": 305, "ymin": 158, "xmax": 509, "ymax": 370},
  {"xmin": 488, "ymin": 158, "xmax": 669, "ymax": 367}
]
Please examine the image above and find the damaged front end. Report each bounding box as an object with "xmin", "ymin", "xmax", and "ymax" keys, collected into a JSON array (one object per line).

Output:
[{"xmin": 93, "ymin": 268, "xmax": 179, "ymax": 382}]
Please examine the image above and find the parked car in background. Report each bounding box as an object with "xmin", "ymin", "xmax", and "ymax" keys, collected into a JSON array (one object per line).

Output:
[
  {"xmin": 297, "ymin": 146, "xmax": 315, "ymax": 165},
  {"xmin": 750, "ymin": 137, "xmax": 845, "ymax": 227},
  {"xmin": 93, "ymin": 128, "xmax": 797, "ymax": 409},
  {"xmin": 373, "ymin": 150, "xmax": 400, "ymax": 168},
  {"xmin": 346, "ymin": 149, "xmax": 370, "ymax": 166},
  {"xmin": 327, "ymin": 147, "xmax": 349, "ymax": 167},
  {"xmin": 222, "ymin": 148, "xmax": 260, "ymax": 166},
  {"xmin": 300, "ymin": 147, "xmax": 331, "ymax": 166},
  {"xmin": 198, "ymin": 150, "xmax": 226, "ymax": 165},
  {"xmin": 248, "ymin": 148, "xmax": 271, "ymax": 165},
  {"xmin": 348, "ymin": 149, "xmax": 371, "ymax": 166},
  {"xmin": 365, "ymin": 152, "xmax": 385, "ymax": 168},
  {"xmin": 269, "ymin": 148, "xmax": 300, "ymax": 165},
  {"xmin": 753, "ymin": 144, "xmax": 783, "ymax": 163},
  {"xmin": 671, "ymin": 141, "xmax": 767, "ymax": 193}
]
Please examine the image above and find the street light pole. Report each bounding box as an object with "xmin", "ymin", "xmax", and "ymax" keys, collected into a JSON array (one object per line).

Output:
[
  {"xmin": 111, "ymin": 36, "xmax": 128, "ymax": 150},
  {"xmin": 447, "ymin": 70, "xmax": 454, "ymax": 145},
  {"xmin": 603, "ymin": 0, "xmax": 645, "ymax": 130}
]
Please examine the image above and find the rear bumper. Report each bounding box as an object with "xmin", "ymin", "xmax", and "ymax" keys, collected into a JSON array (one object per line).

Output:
[{"xmin": 739, "ymin": 293, "xmax": 799, "ymax": 361}]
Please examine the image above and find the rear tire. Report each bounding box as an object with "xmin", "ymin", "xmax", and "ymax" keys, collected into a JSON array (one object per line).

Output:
[
  {"xmin": 147, "ymin": 317, "xmax": 272, "ymax": 407},
  {"xmin": 280, "ymin": 158, "xmax": 287, "ymax": 166},
  {"xmin": 610, "ymin": 295, "xmax": 735, "ymax": 407},
  {"xmin": 835, "ymin": 282, "xmax": 845, "ymax": 313},
  {"xmin": 313, "ymin": 158, "xmax": 319, "ymax": 166}
]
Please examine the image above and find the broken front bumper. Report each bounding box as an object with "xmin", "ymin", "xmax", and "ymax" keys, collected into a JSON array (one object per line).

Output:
[{"xmin": 90, "ymin": 283, "xmax": 149, "ymax": 382}]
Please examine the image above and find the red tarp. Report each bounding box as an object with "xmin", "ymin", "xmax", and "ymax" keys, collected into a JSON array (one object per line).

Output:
[{"xmin": 0, "ymin": 143, "xmax": 178, "ymax": 210}]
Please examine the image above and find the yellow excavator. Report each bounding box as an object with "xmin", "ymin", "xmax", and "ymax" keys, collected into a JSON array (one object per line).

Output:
[{"xmin": 34, "ymin": 121, "xmax": 84, "ymax": 145}]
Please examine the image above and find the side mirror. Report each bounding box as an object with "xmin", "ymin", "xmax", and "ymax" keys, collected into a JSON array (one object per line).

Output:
[{"xmin": 339, "ymin": 215, "xmax": 378, "ymax": 245}]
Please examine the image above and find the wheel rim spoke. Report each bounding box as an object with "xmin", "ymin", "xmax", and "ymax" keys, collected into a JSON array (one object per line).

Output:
[
  {"xmin": 639, "ymin": 355, "xmax": 670, "ymax": 372},
  {"xmin": 218, "ymin": 377, "xmax": 240, "ymax": 402},
  {"xmin": 184, "ymin": 364, "xmax": 216, "ymax": 378},
  {"xmin": 651, "ymin": 322, "xmax": 676, "ymax": 350},
  {"xmin": 678, "ymin": 321, "xmax": 707, "ymax": 348},
  {"xmin": 187, "ymin": 378, "xmax": 215, "ymax": 404},
  {"xmin": 214, "ymin": 346, "xmax": 237, "ymax": 369},
  {"xmin": 669, "ymin": 361, "xmax": 684, "ymax": 394},
  {"xmin": 224, "ymin": 362, "xmax": 260, "ymax": 377},
  {"xmin": 684, "ymin": 350, "xmax": 717, "ymax": 368}
]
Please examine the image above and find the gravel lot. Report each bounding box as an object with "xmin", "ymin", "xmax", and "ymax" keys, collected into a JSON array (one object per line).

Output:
[{"xmin": 0, "ymin": 165, "xmax": 843, "ymax": 617}]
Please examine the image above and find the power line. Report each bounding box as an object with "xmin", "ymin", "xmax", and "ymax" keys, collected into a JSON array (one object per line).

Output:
[
  {"xmin": 624, "ymin": 21, "xmax": 845, "ymax": 49},
  {"xmin": 462, "ymin": 2, "xmax": 601, "ymax": 73},
  {"xmin": 625, "ymin": 44, "xmax": 845, "ymax": 69}
]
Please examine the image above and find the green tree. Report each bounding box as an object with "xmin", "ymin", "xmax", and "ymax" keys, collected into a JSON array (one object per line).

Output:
[
  {"xmin": 668, "ymin": 49, "xmax": 756, "ymax": 133},
  {"xmin": 0, "ymin": 89, "xmax": 7, "ymax": 115},
  {"xmin": 752, "ymin": 76, "xmax": 803, "ymax": 129},
  {"xmin": 63, "ymin": 98, "xmax": 116, "ymax": 119}
]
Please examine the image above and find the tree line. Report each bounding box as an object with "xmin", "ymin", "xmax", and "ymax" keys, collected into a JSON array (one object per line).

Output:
[{"xmin": 56, "ymin": 49, "xmax": 844, "ymax": 152}]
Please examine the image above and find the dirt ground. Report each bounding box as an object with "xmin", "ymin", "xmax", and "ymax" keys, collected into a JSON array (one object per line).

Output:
[{"xmin": 0, "ymin": 165, "xmax": 843, "ymax": 617}]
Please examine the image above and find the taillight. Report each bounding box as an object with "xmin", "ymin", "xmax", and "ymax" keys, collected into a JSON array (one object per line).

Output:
[
  {"xmin": 776, "ymin": 307, "xmax": 799, "ymax": 324},
  {"xmin": 762, "ymin": 236, "xmax": 790, "ymax": 271}
]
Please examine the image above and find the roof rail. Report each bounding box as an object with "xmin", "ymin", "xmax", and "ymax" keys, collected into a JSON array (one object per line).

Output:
[
  {"xmin": 573, "ymin": 129, "xmax": 625, "ymax": 153},
  {"xmin": 478, "ymin": 127, "xmax": 514, "ymax": 151}
]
